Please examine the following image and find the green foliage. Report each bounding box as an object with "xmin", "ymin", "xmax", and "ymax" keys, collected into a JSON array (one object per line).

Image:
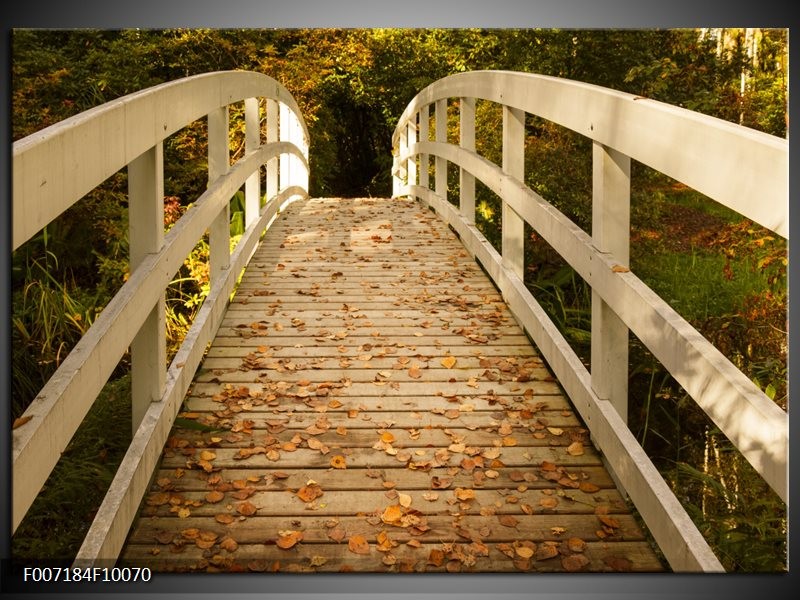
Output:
[
  {"xmin": 12, "ymin": 375, "xmax": 133, "ymax": 562},
  {"xmin": 11, "ymin": 26, "xmax": 787, "ymax": 570}
]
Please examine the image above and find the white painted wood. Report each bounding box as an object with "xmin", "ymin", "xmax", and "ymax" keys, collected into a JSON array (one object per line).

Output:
[
  {"xmin": 397, "ymin": 125, "xmax": 408, "ymax": 188},
  {"xmin": 244, "ymin": 97, "xmax": 261, "ymax": 228},
  {"xmin": 591, "ymin": 142, "xmax": 630, "ymax": 425},
  {"xmin": 401, "ymin": 139, "xmax": 786, "ymax": 503},
  {"xmin": 266, "ymin": 98, "xmax": 279, "ymax": 202},
  {"xmin": 434, "ymin": 98, "xmax": 448, "ymax": 203},
  {"xmin": 459, "ymin": 97, "xmax": 475, "ymax": 223},
  {"xmin": 12, "ymin": 141, "xmax": 307, "ymax": 533},
  {"xmin": 418, "ymin": 105, "xmax": 429, "ymax": 189},
  {"xmin": 407, "ymin": 118, "xmax": 417, "ymax": 186},
  {"xmin": 393, "ymin": 71, "xmax": 787, "ymax": 238},
  {"xmin": 74, "ymin": 186, "xmax": 306, "ymax": 566},
  {"xmin": 13, "ymin": 71, "xmax": 309, "ymax": 251},
  {"xmin": 208, "ymin": 106, "xmax": 231, "ymax": 285},
  {"xmin": 127, "ymin": 144, "xmax": 167, "ymax": 435},
  {"xmin": 501, "ymin": 106, "xmax": 525, "ymax": 279},
  {"xmin": 401, "ymin": 182, "xmax": 723, "ymax": 572},
  {"xmin": 280, "ymin": 103, "xmax": 309, "ymax": 193}
]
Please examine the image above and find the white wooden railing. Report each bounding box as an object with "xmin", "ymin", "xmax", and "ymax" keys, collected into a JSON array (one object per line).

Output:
[
  {"xmin": 12, "ymin": 71, "xmax": 310, "ymax": 564},
  {"xmin": 391, "ymin": 70, "xmax": 788, "ymax": 572}
]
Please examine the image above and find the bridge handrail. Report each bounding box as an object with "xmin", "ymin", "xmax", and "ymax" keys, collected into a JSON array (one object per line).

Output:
[
  {"xmin": 391, "ymin": 70, "xmax": 788, "ymax": 572},
  {"xmin": 12, "ymin": 71, "xmax": 310, "ymax": 565}
]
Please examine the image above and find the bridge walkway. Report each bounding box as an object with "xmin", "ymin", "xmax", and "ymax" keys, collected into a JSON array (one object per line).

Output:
[{"xmin": 118, "ymin": 196, "xmax": 664, "ymax": 573}]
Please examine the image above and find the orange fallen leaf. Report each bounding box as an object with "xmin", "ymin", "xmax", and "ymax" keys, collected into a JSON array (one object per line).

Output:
[
  {"xmin": 566, "ymin": 442, "xmax": 584, "ymax": 456},
  {"xmin": 205, "ymin": 490, "xmax": 225, "ymax": 504},
  {"xmin": 219, "ymin": 536, "xmax": 239, "ymax": 552},
  {"xmin": 427, "ymin": 548, "xmax": 445, "ymax": 567},
  {"xmin": 296, "ymin": 484, "xmax": 324, "ymax": 503},
  {"xmin": 381, "ymin": 504, "xmax": 403, "ymax": 524},
  {"xmin": 598, "ymin": 515, "xmax": 620, "ymax": 529},
  {"xmin": 276, "ymin": 530, "xmax": 303, "ymax": 549},
  {"xmin": 535, "ymin": 542, "xmax": 560, "ymax": 560},
  {"xmin": 567, "ymin": 537, "xmax": 587, "ymax": 553},
  {"xmin": 408, "ymin": 365, "xmax": 422, "ymax": 379},
  {"xmin": 236, "ymin": 501, "xmax": 257, "ymax": 516},
  {"xmin": 12, "ymin": 415, "xmax": 33, "ymax": 429},
  {"xmin": 215, "ymin": 513, "xmax": 236, "ymax": 524},
  {"xmin": 348, "ymin": 534, "xmax": 370, "ymax": 555},
  {"xmin": 540, "ymin": 497, "xmax": 559, "ymax": 509},
  {"xmin": 498, "ymin": 515, "xmax": 519, "ymax": 528},
  {"xmin": 611, "ymin": 264, "xmax": 630, "ymax": 273},
  {"xmin": 441, "ymin": 356, "xmax": 457, "ymax": 369},
  {"xmin": 330, "ymin": 455, "xmax": 347, "ymax": 469},
  {"xmin": 328, "ymin": 526, "xmax": 346, "ymax": 542},
  {"xmin": 579, "ymin": 482, "xmax": 600, "ymax": 493},
  {"xmin": 562, "ymin": 553, "xmax": 590, "ymax": 572}
]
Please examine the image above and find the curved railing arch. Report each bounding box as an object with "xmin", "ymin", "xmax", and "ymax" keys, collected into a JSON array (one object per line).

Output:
[
  {"xmin": 392, "ymin": 70, "xmax": 788, "ymax": 572},
  {"xmin": 12, "ymin": 71, "xmax": 310, "ymax": 564}
]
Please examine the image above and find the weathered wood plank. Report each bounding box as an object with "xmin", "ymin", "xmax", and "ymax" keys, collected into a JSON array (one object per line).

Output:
[
  {"xmin": 120, "ymin": 540, "xmax": 664, "ymax": 573},
  {"xmin": 148, "ymin": 465, "xmax": 616, "ymax": 492},
  {"xmin": 119, "ymin": 197, "xmax": 663, "ymax": 573}
]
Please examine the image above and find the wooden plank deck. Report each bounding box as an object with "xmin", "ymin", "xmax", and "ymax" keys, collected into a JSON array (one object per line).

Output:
[{"xmin": 118, "ymin": 196, "xmax": 665, "ymax": 573}]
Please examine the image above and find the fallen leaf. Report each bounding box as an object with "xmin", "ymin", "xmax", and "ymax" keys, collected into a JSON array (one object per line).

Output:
[
  {"xmin": 236, "ymin": 501, "xmax": 257, "ymax": 516},
  {"xmin": 540, "ymin": 497, "xmax": 559, "ymax": 509},
  {"xmin": 427, "ymin": 548, "xmax": 445, "ymax": 567},
  {"xmin": 562, "ymin": 553, "xmax": 590, "ymax": 572},
  {"xmin": 515, "ymin": 545, "xmax": 534, "ymax": 559},
  {"xmin": 381, "ymin": 504, "xmax": 403, "ymax": 524},
  {"xmin": 276, "ymin": 530, "xmax": 303, "ymax": 549},
  {"xmin": 309, "ymin": 555, "xmax": 328, "ymax": 567},
  {"xmin": 348, "ymin": 534, "xmax": 370, "ymax": 555},
  {"xmin": 219, "ymin": 537, "xmax": 239, "ymax": 552},
  {"xmin": 567, "ymin": 537, "xmax": 587, "ymax": 553},
  {"xmin": 535, "ymin": 542, "xmax": 559, "ymax": 561},
  {"xmin": 498, "ymin": 515, "xmax": 519, "ymax": 528},
  {"xmin": 567, "ymin": 441, "xmax": 584, "ymax": 456},
  {"xmin": 604, "ymin": 556, "xmax": 633, "ymax": 572},
  {"xmin": 205, "ymin": 490, "xmax": 225, "ymax": 504},
  {"xmin": 441, "ymin": 356, "xmax": 457, "ymax": 369},
  {"xmin": 330, "ymin": 455, "xmax": 347, "ymax": 469},
  {"xmin": 215, "ymin": 513, "xmax": 236, "ymax": 524},
  {"xmin": 579, "ymin": 482, "xmax": 600, "ymax": 493},
  {"xmin": 328, "ymin": 526, "xmax": 347, "ymax": 542},
  {"xmin": 297, "ymin": 484, "xmax": 324, "ymax": 503},
  {"xmin": 398, "ymin": 493, "xmax": 413, "ymax": 508},
  {"xmin": 611, "ymin": 264, "xmax": 630, "ymax": 273},
  {"xmin": 12, "ymin": 415, "xmax": 33, "ymax": 429},
  {"xmin": 598, "ymin": 515, "xmax": 620, "ymax": 529},
  {"xmin": 408, "ymin": 365, "xmax": 422, "ymax": 379}
]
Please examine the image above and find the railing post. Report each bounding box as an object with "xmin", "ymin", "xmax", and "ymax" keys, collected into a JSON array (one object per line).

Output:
[
  {"xmin": 407, "ymin": 116, "xmax": 417, "ymax": 187},
  {"xmin": 591, "ymin": 142, "xmax": 631, "ymax": 423},
  {"xmin": 435, "ymin": 98, "xmax": 448, "ymax": 204},
  {"xmin": 502, "ymin": 106, "xmax": 525, "ymax": 278},
  {"xmin": 208, "ymin": 106, "xmax": 230, "ymax": 285},
  {"xmin": 244, "ymin": 97, "xmax": 261, "ymax": 227},
  {"xmin": 418, "ymin": 105, "xmax": 429, "ymax": 190},
  {"xmin": 280, "ymin": 103, "xmax": 308, "ymax": 193},
  {"xmin": 266, "ymin": 99, "xmax": 279, "ymax": 202},
  {"xmin": 460, "ymin": 97, "xmax": 475, "ymax": 224},
  {"xmin": 395, "ymin": 124, "xmax": 408, "ymax": 196},
  {"xmin": 128, "ymin": 143, "xmax": 166, "ymax": 434}
]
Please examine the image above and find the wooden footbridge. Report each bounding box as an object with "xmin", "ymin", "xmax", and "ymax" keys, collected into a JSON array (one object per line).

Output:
[{"xmin": 11, "ymin": 71, "xmax": 788, "ymax": 574}]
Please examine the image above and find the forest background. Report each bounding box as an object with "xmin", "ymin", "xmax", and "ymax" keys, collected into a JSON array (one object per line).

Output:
[{"xmin": 10, "ymin": 28, "xmax": 788, "ymax": 571}]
